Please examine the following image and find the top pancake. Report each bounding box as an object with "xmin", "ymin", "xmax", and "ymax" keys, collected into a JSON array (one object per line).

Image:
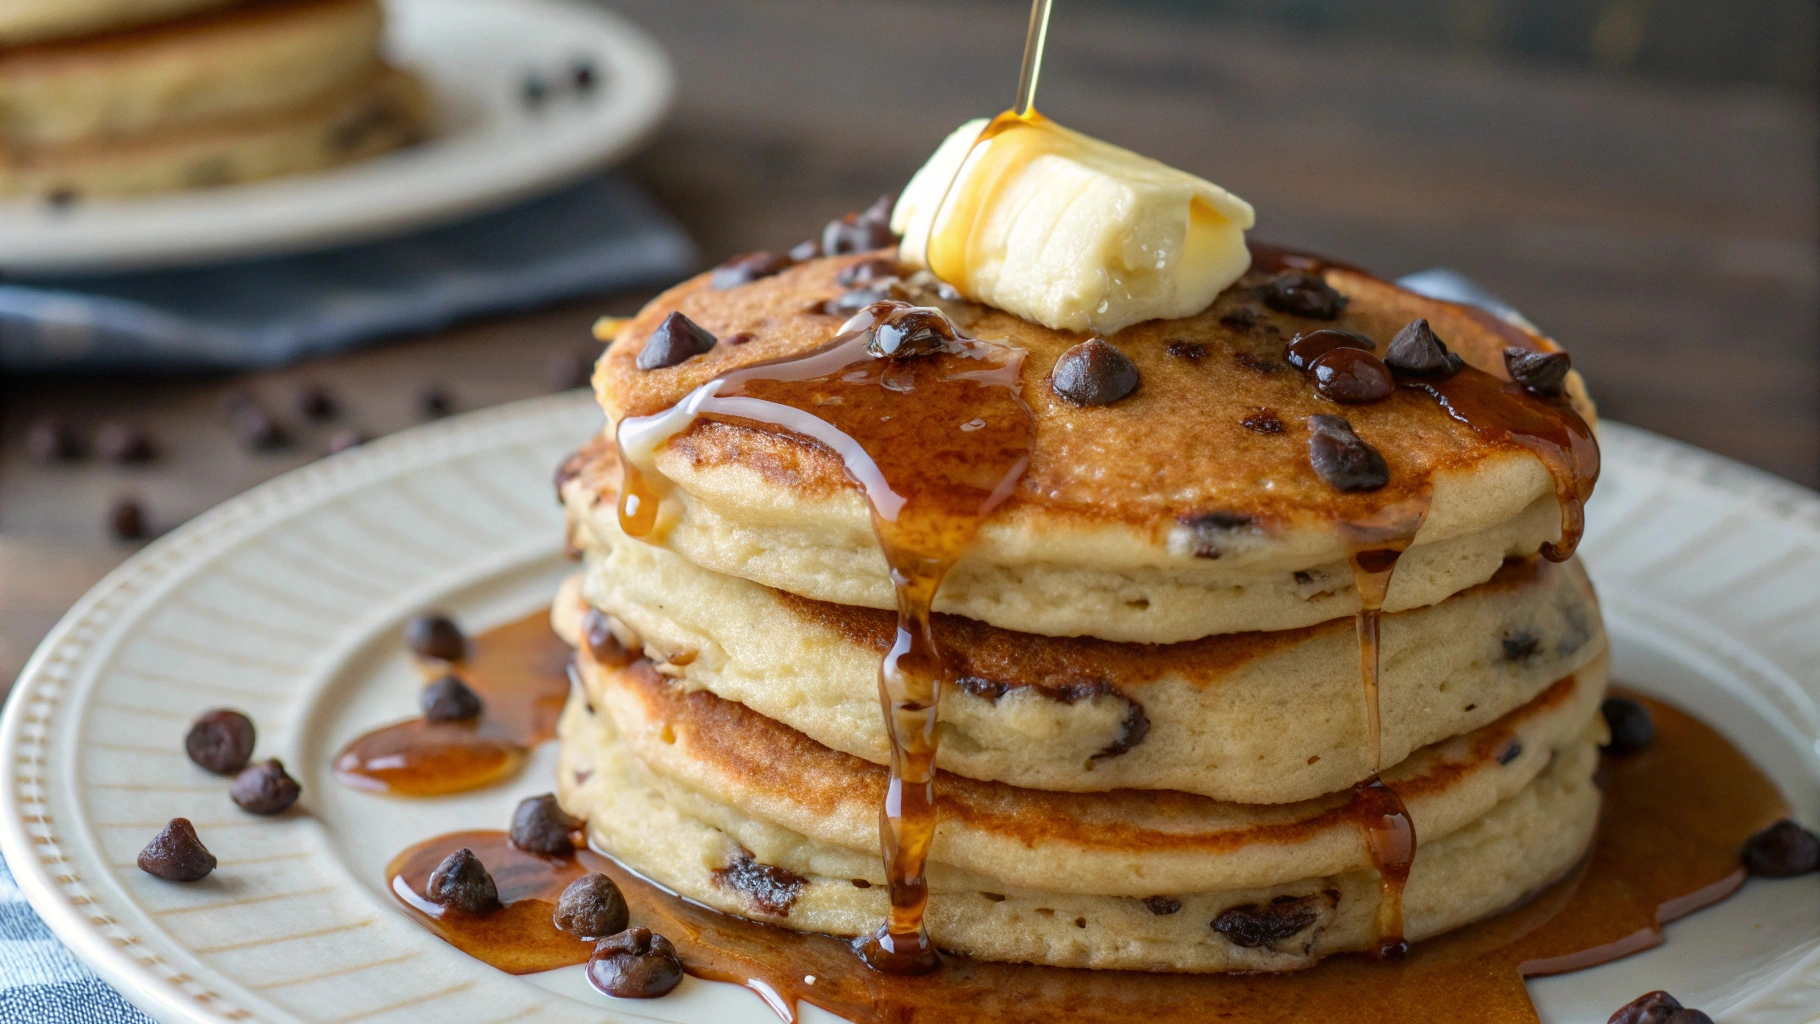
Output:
[
  {"xmin": 592, "ymin": 248, "xmax": 1597, "ymax": 642},
  {"xmin": 0, "ymin": 0, "xmax": 242, "ymax": 46}
]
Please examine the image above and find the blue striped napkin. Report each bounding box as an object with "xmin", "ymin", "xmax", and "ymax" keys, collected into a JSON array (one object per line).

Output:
[{"xmin": 0, "ymin": 855, "xmax": 151, "ymax": 1023}]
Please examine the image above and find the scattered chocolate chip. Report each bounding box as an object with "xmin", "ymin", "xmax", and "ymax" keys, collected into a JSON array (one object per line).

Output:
[
  {"xmin": 1501, "ymin": 632, "xmax": 1540, "ymax": 661},
  {"xmin": 583, "ymin": 608, "xmax": 630, "ymax": 665},
  {"xmin": 546, "ymin": 352, "xmax": 592, "ymax": 391},
  {"xmin": 94, "ymin": 422, "xmax": 156, "ymax": 464},
  {"xmin": 1607, "ymin": 991, "xmax": 1684, "ymax": 1024},
  {"xmin": 710, "ymin": 251, "xmax": 793, "ymax": 289},
  {"xmin": 418, "ymin": 387, "xmax": 452, "ymax": 419},
  {"xmin": 521, "ymin": 73, "xmax": 550, "ymax": 107},
  {"xmin": 1233, "ymin": 352, "xmax": 1281, "ymax": 374},
  {"xmin": 725, "ymin": 331, "xmax": 755, "ymax": 345},
  {"xmin": 588, "ymin": 927, "xmax": 683, "ymax": 999},
  {"xmin": 25, "ymin": 418, "xmax": 83, "ymax": 462},
  {"xmin": 297, "ymin": 384, "xmax": 338, "ymax": 421},
  {"xmin": 1384, "ymin": 319, "xmax": 1464, "ymax": 376},
  {"xmin": 1600, "ymin": 697, "xmax": 1654, "ymax": 755},
  {"xmin": 185, "ymin": 709, "xmax": 256, "ymax": 774},
  {"xmin": 1262, "ymin": 270, "xmax": 1347, "ymax": 319},
  {"xmin": 1051, "ymin": 337, "xmax": 1139, "ymax": 406},
  {"xmin": 1241, "ymin": 409, "xmax": 1284, "ymax": 434},
  {"xmin": 510, "ymin": 793, "xmax": 581, "ymax": 855},
  {"xmin": 820, "ymin": 195, "xmax": 896, "ymax": 255},
  {"xmin": 820, "ymin": 287, "xmax": 888, "ymax": 316},
  {"xmin": 1284, "ymin": 329, "xmax": 1375, "ymax": 372},
  {"xmin": 230, "ymin": 404, "xmax": 287, "ymax": 450},
  {"xmin": 109, "ymin": 497, "xmax": 148, "ymax": 540},
  {"xmin": 1211, "ymin": 894, "xmax": 1323, "ymax": 947},
  {"xmin": 712, "ymin": 851, "xmax": 807, "ymax": 915},
  {"xmin": 1142, "ymin": 896, "xmax": 1182, "ymax": 916},
  {"xmin": 1219, "ymin": 306, "xmax": 1259, "ymax": 329},
  {"xmin": 637, "ymin": 312, "xmax": 718, "ymax": 370},
  {"xmin": 421, "ymin": 674, "xmax": 484, "ymax": 722},
  {"xmin": 1741, "ymin": 819, "xmax": 1820, "ymax": 877},
  {"xmin": 836, "ymin": 257, "xmax": 899, "ymax": 288},
  {"xmin": 1165, "ymin": 341, "xmax": 1207, "ymax": 362},
  {"xmin": 1179, "ymin": 511, "xmax": 1255, "ymax": 559},
  {"xmin": 426, "ymin": 848, "xmax": 501, "ymax": 914},
  {"xmin": 230, "ymin": 759, "xmax": 301, "ymax": 815},
  {"xmin": 572, "ymin": 58, "xmax": 597, "ymax": 91},
  {"xmin": 1310, "ymin": 348, "xmax": 1395, "ymax": 404},
  {"xmin": 137, "ymin": 818, "xmax": 216, "ymax": 881},
  {"xmin": 1504, "ymin": 347, "xmax": 1571, "ymax": 397},
  {"xmin": 788, "ymin": 239, "xmax": 822, "ymax": 262},
  {"xmin": 1498, "ymin": 741, "xmax": 1523, "ymax": 766},
  {"xmin": 851, "ymin": 878, "xmax": 872, "ymax": 888},
  {"xmin": 327, "ymin": 429, "xmax": 366, "ymax": 453},
  {"xmin": 405, "ymin": 612, "xmax": 466, "ymax": 661},
  {"xmin": 1293, "ymin": 570, "xmax": 1315, "ymax": 585},
  {"xmin": 554, "ymin": 873, "xmax": 630, "ymax": 939},
  {"xmin": 861, "ymin": 302, "xmax": 961, "ymax": 359},
  {"xmin": 1306, "ymin": 415, "xmax": 1389, "ymax": 492}
]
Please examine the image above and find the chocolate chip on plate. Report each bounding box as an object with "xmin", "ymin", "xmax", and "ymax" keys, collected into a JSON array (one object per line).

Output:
[
  {"xmin": 230, "ymin": 759, "xmax": 301, "ymax": 815},
  {"xmin": 25, "ymin": 418, "xmax": 82, "ymax": 463},
  {"xmin": 1607, "ymin": 991, "xmax": 1684, "ymax": 1024},
  {"xmin": 1051, "ymin": 337, "xmax": 1139, "ymax": 406},
  {"xmin": 186, "ymin": 709, "xmax": 255, "ymax": 774},
  {"xmin": 404, "ymin": 612, "xmax": 467, "ymax": 661},
  {"xmin": 108, "ymin": 497, "xmax": 148, "ymax": 540},
  {"xmin": 1262, "ymin": 270, "xmax": 1347, "ymax": 319},
  {"xmin": 297, "ymin": 384, "xmax": 338, "ymax": 422},
  {"xmin": 138, "ymin": 818, "xmax": 216, "ymax": 881},
  {"xmin": 426, "ymin": 848, "xmax": 501, "ymax": 914},
  {"xmin": 636, "ymin": 312, "xmax": 717, "ymax": 370},
  {"xmin": 588, "ymin": 927, "xmax": 684, "ymax": 999},
  {"xmin": 554, "ymin": 872, "xmax": 630, "ymax": 939},
  {"xmin": 820, "ymin": 195, "xmax": 896, "ymax": 256},
  {"xmin": 95, "ymin": 422, "xmax": 156, "ymax": 464},
  {"xmin": 1600, "ymin": 697, "xmax": 1654, "ymax": 755},
  {"xmin": 1283, "ymin": 329, "xmax": 1374, "ymax": 372},
  {"xmin": 510, "ymin": 793, "xmax": 581, "ymax": 855},
  {"xmin": 422, "ymin": 674, "xmax": 484, "ymax": 722},
  {"xmin": 1384, "ymin": 319, "xmax": 1464, "ymax": 376},
  {"xmin": 1504, "ymin": 347, "xmax": 1571, "ymax": 397},
  {"xmin": 1741, "ymin": 819, "xmax": 1820, "ymax": 877},
  {"xmin": 1306, "ymin": 414, "xmax": 1389, "ymax": 492},
  {"xmin": 710, "ymin": 251, "xmax": 793, "ymax": 290},
  {"xmin": 1310, "ymin": 348, "xmax": 1394, "ymax": 404}
]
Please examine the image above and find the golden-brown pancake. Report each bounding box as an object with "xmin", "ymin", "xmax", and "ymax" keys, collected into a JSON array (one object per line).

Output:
[{"xmin": 0, "ymin": 0, "xmax": 242, "ymax": 46}]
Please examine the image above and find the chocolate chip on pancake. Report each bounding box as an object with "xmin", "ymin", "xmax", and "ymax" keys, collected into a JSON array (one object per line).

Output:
[
  {"xmin": 1241, "ymin": 409, "xmax": 1284, "ymax": 433},
  {"xmin": 859, "ymin": 301, "xmax": 962, "ymax": 359},
  {"xmin": 1284, "ymin": 329, "xmax": 1375, "ymax": 371},
  {"xmin": 1306, "ymin": 414, "xmax": 1389, "ymax": 492},
  {"xmin": 1218, "ymin": 306, "xmax": 1259, "ymax": 329},
  {"xmin": 820, "ymin": 195, "xmax": 896, "ymax": 255},
  {"xmin": 710, "ymin": 251, "xmax": 792, "ymax": 290},
  {"xmin": 1309, "ymin": 348, "xmax": 1394, "ymax": 404},
  {"xmin": 836, "ymin": 257, "xmax": 901, "ymax": 288},
  {"xmin": 1384, "ymin": 318, "xmax": 1464, "ymax": 376},
  {"xmin": 1211, "ymin": 893, "xmax": 1327, "ymax": 947},
  {"xmin": 637, "ymin": 312, "xmax": 718, "ymax": 370},
  {"xmin": 1165, "ymin": 341, "xmax": 1207, "ymax": 362},
  {"xmin": 1051, "ymin": 337, "xmax": 1139, "ymax": 406},
  {"xmin": 713, "ymin": 851, "xmax": 807, "ymax": 916},
  {"xmin": 1142, "ymin": 896, "xmax": 1183, "ymax": 915},
  {"xmin": 1262, "ymin": 270, "xmax": 1347, "ymax": 319},
  {"xmin": 1505, "ymin": 348, "xmax": 1571, "ymax": 397}
]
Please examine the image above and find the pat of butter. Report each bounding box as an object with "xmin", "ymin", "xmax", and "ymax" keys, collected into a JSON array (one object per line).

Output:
[{"xmin": 892, "ymin": 115, "xmax": 1255, "ymax": 335}]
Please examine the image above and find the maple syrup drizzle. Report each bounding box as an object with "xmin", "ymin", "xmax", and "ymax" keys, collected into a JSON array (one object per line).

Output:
[
  {"xmin": 615, "ymin": 309, "xmax": 1034, "ymax": 973},
  {"xmin": 333, "ymin": 610, "xmax": 572, "ymax": 797}
]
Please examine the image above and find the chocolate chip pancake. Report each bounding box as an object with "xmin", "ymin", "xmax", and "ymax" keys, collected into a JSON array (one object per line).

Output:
[
  {"xmin": 0, "ymin": 0, "xmax": 240, "ymax": 46},
  {"xmin": 591, "ymin": 249, "xmax": 1597, "ymax": 643}
]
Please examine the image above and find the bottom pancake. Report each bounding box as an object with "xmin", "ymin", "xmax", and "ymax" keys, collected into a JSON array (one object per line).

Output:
[{"xmin": 557, "ymin": 659, "xmax": 1602, "ymax": 972}]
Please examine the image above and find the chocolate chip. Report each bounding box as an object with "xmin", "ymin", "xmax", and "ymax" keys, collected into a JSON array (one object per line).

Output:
[
  {"xmin": 1051, "ymin": 337, "xmax": 1139, "ymax": 406},
  {"xmin": 1600, "ymin": 697, "xmax": 1654, "ymax": 755},
  {"xmin": 94, "ymin": 422, "xmax": 156, "ymax": 464},
  {"xmin": 404, "ymin": 612, "xmax": 467, "ymax": 661},
  {"xmin": 1498, "ymin": 741, "xmax": 1523, "ymax": 766},
  {"xmin": 230, "ymin": 759, "xmax": 301, "ymax": 815},
  {"xmin": 1142, "ymin": 896, "xmax": 1182, "ymax": 915},
  {"xmin": 1663, "ymin": 1012, "xmax": 1714, "ymax": 1024},
  {"xmin": 637, "ymin": 312, "xmax": 717, "ymax": 370},
  {"xmin": 1501, "ymin": 632, "xmax": 1540, "ymax": 661},
  {"xmin": 554, "ymin": 873, "xmax": 630, "ymax": 939},
  {"xmin": 820, "ymin": 287, "xmax": 889, "ymax": 317},
  {"xmin": 297, "ymin": 384, "xmax": 338, "ymax": 421},
  {"xmin": 1384, "ymin": 319, "xmax": 1463, "ymax": 376},
  {"xmin": 1262, "ymin": 270, "xmax": 1347, "ymax": 319},
  {"xmin": 546, "ymin": 352, "xmax": 592, "ymax": 391},
  {"xmin": 588, "ymin": 927, "xmax": 683, "ymax": 999},
  {"xmin": 185, "ymin": 709, "xmax": 256, "ymax": 774},
  {"xmin": 1504, "ymin": 347, "xmax": 1571, "ymax": 397},
  {"xmin": 710, "ymin": 251, "xmax": 792, "ymax": 289},
  {"xmin": 1233, "ymin": 352, "xmax": 1281, "ymax": 374},
  {"xmin": 836, "ymin": 257, "xmax": 899, "ymax": 288},
  {"xmin": 820, "ymin": 195, "xmax": 895, "ymax": 256},
  {"xmin": 862, "ymin": 302, "xmax": 961, "ymax": 359},
  {"xmin": 137, "ymin": 818, "xmax": 216, "ymax": 881},
  {"xmin": 788, "ymin": 239, "xmax": 822, "ymax": 262},
  {"xmin": 418, "ymin": 387, "xmax": 452, "ymax": 419},
  {"xmin": 712, "ymin": 851, "xmax": 807, "ymax": 915},
  {"xmin": 510, "ymin": 793, "xmax": 581, "ymax": 855},
  {"xmin": 327, "ymin": 429, "xmax": 366, "ymax": 453},
  {"xmin": 583, "ymin": 608, "xmax": 630, "ymax": 665},
  {"xmin": 1741, "ymin": 819, "xmax": 1820, "ymax": 877},
  {"xmin": 426, "ymin": 848, "xmax": 501, "ymax": 914},
  {"xmin": 421, "ymin": 674, "xmax": 483, "ymax": 722},
  {"xmin": 1310, "ymin": 348, "xmax": 1394, "ymax": 404},
  {"xmin": 1284, "ymin": 329, "xmax": 1375, "ymax": 372},
  {"xmin": 1165, "ymin": 341, "xmax": 1206, "ymax": 362},
  {"xmin": 1306, "ymin": 415, "xmax": 1388, "ymax": 492},
  {"xmin": 230, "ymin": 404, "xmax": 287, "ymax": 450},
  {"xmin": 725, "ymin": 331, "xmax": 755, "ymax": 345},
  {"xmin": 1608, "ymin": 991, "xmax": 1684, "ymax": 1024},
  {"xmin": 1211, "ymin": 894, "xmax": 1323, "ymax": 947},
  {"xmin": 1179, "ymin": 510, "xmax": 1254, "ymax": 559},
  {"xmin": 25, "ymin": 418, "xmax": 82, "ymax": 462},
  {"xmin": 1241, "ymin": 409, "xmax": 1284, "ymax": 434},
  {"xmin": 1219, "ymin": 307, "xmax": 1259, "ymax": 329},
  {"xmin": 108, "ymin": 497, "xmax": 148, "ymax": 540}
]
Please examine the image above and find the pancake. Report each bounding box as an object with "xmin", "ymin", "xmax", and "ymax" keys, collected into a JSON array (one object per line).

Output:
[
  {"xmin": 0, "ymin": 0, "xmax": 240, "ymax": 46},
  {"xmin": 0, "ymin": 0, "xmax": 385, "ymax": 150},
  {"xmin": 588, "ymin": 253, "xmax": 1597, "ymax": 643},
  {"xmin": 0, "ymin": 64, "xmax": 429, "ymax": 199},
  {"xmin": 553, "ymin": 511, "xmax": 1606, "ymax": 802},
  {"xmin": 557, "ymin": 668, "xmax": 1602, "ymax": 971}
]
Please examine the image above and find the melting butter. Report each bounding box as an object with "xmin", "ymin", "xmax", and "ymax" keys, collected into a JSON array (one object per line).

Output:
[{"xmin": 892, "ymin": 114, "xmax": 1255, "ymax": 335}]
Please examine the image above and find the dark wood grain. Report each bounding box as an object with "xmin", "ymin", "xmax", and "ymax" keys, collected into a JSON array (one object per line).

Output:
[{"xmin": 1, "ymin": 0, "xmax": 1815, "ymax": 688}]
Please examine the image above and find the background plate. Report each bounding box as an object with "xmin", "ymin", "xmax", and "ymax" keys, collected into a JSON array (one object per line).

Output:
[
  {"xmin": 0, "ymin": 393, "xmax": 1815, "ymax": 1024},
  {"xmin": 0, "ymin": 0, "xmax": 674, "ymax": 273}
]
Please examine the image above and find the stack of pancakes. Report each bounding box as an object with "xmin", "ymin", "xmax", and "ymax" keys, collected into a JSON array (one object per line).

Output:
[
  {"xmin": 552, "ymin": 248, "xmax": 1608, "ymax": 972},
  {"xmin": 0, "ymin": 0, "xmax": 429, "ymax": 199}
]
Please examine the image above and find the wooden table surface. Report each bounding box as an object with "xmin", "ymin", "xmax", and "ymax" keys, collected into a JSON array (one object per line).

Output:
[{"xmin": 1, "ymin": 0, "xmax": 1815, "ymax": 688}]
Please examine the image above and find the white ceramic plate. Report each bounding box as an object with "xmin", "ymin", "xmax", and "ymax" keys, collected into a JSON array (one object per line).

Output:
[
  {"xmin": 0, "ymin": 0, "xmax": 673, "ymax": 273},
  {"xmin": 1, "ymin": 393, "xmax": 1816, "ymax": 1024}
]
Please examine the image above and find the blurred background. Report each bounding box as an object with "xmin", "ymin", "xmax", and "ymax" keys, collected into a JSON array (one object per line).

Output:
[{"xmin": 1, "ymin": 0, "xmax": 1815, "ymax": 686}]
